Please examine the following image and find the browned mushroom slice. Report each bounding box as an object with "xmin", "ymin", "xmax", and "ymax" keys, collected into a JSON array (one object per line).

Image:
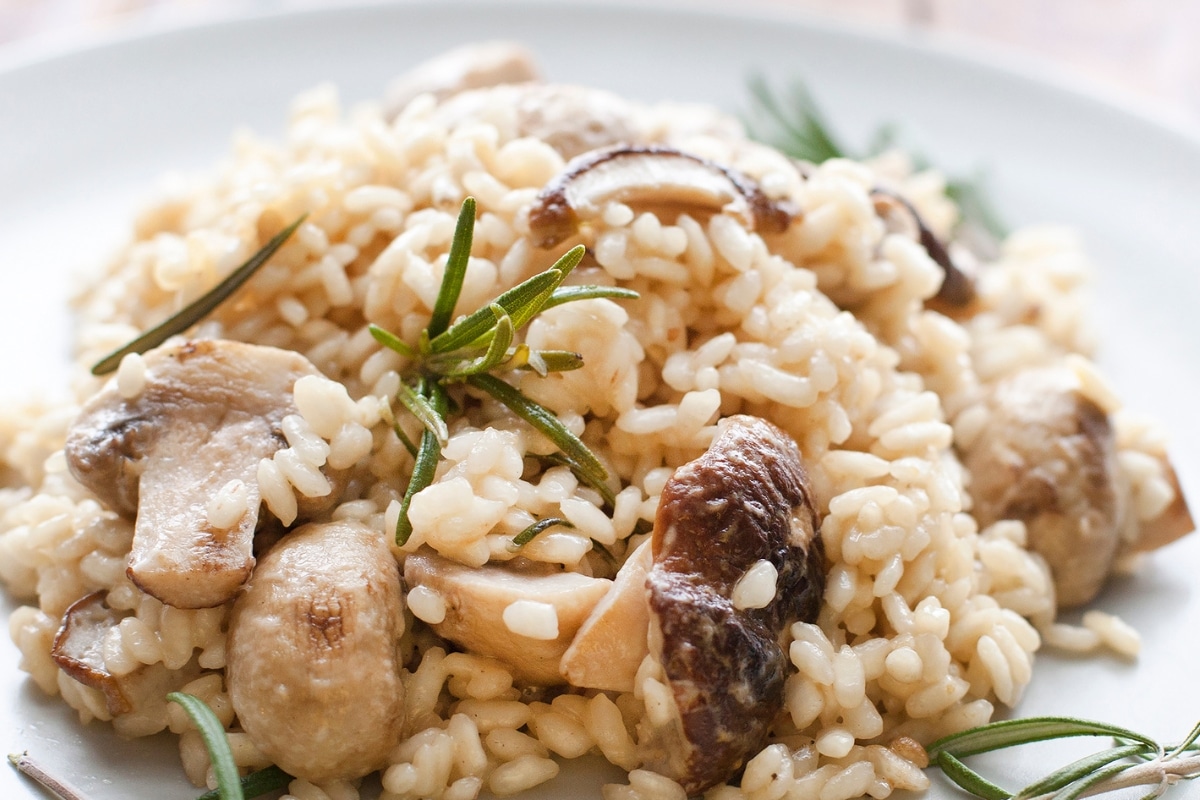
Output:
[
  {"xmin": 227, "ymin": 520, "xmax": 407, "ymax": 784},
  {"xmin": 404, "ymin": 549, "xmax": 612, "ymax": 685},
  {"xmin": 872, "ymin": 187, "xmax": 976, "ymax": 311},
  {"xmin": 51, "ymin": 592, "xmax": 199, "ymax": 718},
  {"xmin": 528, "ymin": 145, "xmax": 798, "ymax": 249},
  {"xmin": 638, "ymin": 415, "xmax": 825, "ymax": 795},
  {"xmin": 962, "ymin": 365, "xmax": 1126, "ymax": 607},
  {"xmin": 64, "ymin": 339, "xmax": 344, "ymax": 609},
  {"xmin": 1130, "ymin": 458, "xmax": 1195, "ymax": 553},
  {"xmin": 383, "ymin": 41, "xmax": 541, "ymax": 117}
]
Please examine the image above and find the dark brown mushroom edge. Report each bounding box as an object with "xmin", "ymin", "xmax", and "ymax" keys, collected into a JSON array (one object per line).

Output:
[
  {"xmin": 528, "ymin": 145, "xmax": 799, "ymax": 249},
  {"xmin": 636, "ymin": 415, "xmax": 826, "ymax": 794}
]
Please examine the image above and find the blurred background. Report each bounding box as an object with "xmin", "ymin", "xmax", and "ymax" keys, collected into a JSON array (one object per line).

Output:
[{"xmin": 2, "ymin": 0, "xmax": 1200, "ymax": 128}]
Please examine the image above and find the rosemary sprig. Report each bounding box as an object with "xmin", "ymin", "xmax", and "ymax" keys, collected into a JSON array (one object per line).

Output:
[
  {"xmin": 509, "ymin": 517, "xmax": 574, "ymax": 549},
  {"xmin": 927, "ymin": 716, "xmax": 1200, "ymax": 800},
  {"xmin": 373, "ymin": 197, "xmax": 636, "ymax": 545},
  {"xmin": 196, "ymin": 766, "xmax": 291, "ymax": 800},
  {"xmin": 743, "ymin": 74, "xmax": 1007, "ymax": 240},
  {"xmin": 167, "ymin": 692, "xmax": 244, "ymax": 800},
  {"xmin": 91, "ymin": 215, "xmax": 306, "ymax": 375}
]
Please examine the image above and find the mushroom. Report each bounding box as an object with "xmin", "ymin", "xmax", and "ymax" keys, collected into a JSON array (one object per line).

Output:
[
  {"xmin": 383, "ymin": 41, "xmax": 541, "ymax": 117},
  {"xmin": 962, "ymin": 365, "xmax": 1126, "ymax": 607},
  {"xmin": 528, "ymin": 144, "xmax": 798, "ymax": 248},
  {"xmin": 51, "ymin": 592, "xmax": 200, "ymax": 720},
  {"xmin": 559, "ymin": 539, "xmax": 653, "ymax": 692},
  {"xmin": 403, "ymin": 549, "xmax": 612, "ymax": 685},
  {"xmin": 428, "ymin": 82, "xmax": 645, "ymax": 161},
  {"xmin": 226, "ymin": 520, "xmax": 407, "ymax": 784},
  {"xmin": 637, "ymin": 415, "xmax": 825, "ymax": 795},
  {"xmin": 64, "ymin": 339, "xmax": 343, "ymax": 609},
  {"xmin": 872, "ymin": 187, "xmax": 976, "ymax": 312}
]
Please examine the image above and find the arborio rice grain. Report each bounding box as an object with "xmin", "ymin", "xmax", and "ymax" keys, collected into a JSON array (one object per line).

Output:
[{"xmin": 0, "ymin": 44, "xmax": 1194, "ymax": 800}]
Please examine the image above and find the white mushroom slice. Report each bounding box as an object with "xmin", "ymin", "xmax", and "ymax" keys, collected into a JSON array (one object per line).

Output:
[
  {"xmin": 226, "ymin": 520, "xmax": 407, "ymax": 784},
  {"xmin": 64, "ymin": 339, "xmax": 344, "ymax": 609},
  {"xmin": 403, "ymin": 549, "xmax": 611, "ymax": 685},
  {"xmin": 559, "ymin": 539, "xmax": 652, "ymax": 692},
  {"xmin": 51, "ymin": 592, "xmax": 200, "ymax": 721},
  {"xmin": 528, "ymin": 145, "xmax": 797, "ymax": 248},
  {"xmin": 384, "ymin": 40, "xmax": 540, "ymax": 116}
]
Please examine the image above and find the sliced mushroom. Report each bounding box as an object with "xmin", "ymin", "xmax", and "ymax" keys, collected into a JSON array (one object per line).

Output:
[
  {"xmin": 872, "ymin": 187, "xmax": 976, "ymax": 311},
  {"xmin": 64, "ymin": 339, "xmax": 343, "ymax": 609},
  {"xmin": 404, "ymin": 549, "xmax": 612, "ymax": 685},
  {"xmin": 962, "ymin": 365, "xmax": 1127, "ymax": 607},
  {"xmin": 638, "ymin": 415, "xmax": 825, "ymax": 795},
  {"xmin": 528, "ymin": 145, "xmax": 798, "ymax": 248},
  {"xmin": 226, "ymin": 520, "xmax": 407, "ymax": 784},
  {"xmin": 51, "ymin": 592, "xmax": 200, "ymax": 719},
  {"xmin": 1129, "ymin": 458, "xmax": 1194, "ymax": 553},
  {"xmin": 428, "ymin": 82, "xmax": 643, "ymax": 161},
  {"xmin": 559, "ymin": 539, "xmax": 653, "ymax": 692},
  {"xmin": 383, "ymin": 41, "xmax": 541, "ymax": 117}
]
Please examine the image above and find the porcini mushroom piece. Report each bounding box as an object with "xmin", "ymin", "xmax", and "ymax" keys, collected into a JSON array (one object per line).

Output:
[
  {"xmin": 528, "ymin": 145, "xmax": 798, "ymax": 249},
  {"xmin": 963, "ymin": 365, "xmax": 1127, "ymax": 607},
  {"xmin": 872, "ymin": 187, "xmax": 976, "ymax": 311},
  {"xmin": 226, "ymin": 520, "xmax": 407, "ymax": 784},
  {"xmin": 65, "ymin": 339, "xmax": 341, "ymax": 609},
  {"xmin": 404, "ymin": 549, "xmax": 612, "ymax": 685},
  {"xmin": 559, "ymin": 539, "xmax": 653, "ymax": 692},
  {"xmin": 51, "ymin": 592, "xmax": 200, "ymax": 719},
  {"xmin": 383, "ymin": 41, "xmax": 541, "ymax": 117},
  {"xmin": 638, "ymin": 415, "xmax": 825, "ymax": 795},
  {"xmin": 429, "ymin": 82, "xmax": 643, "ymax": 161},
  {"xmin": 1129, "ymin": 458, "xmax": 1194, "ymax": 553}
]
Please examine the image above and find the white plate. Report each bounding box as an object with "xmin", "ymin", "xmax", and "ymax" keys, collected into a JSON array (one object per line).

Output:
[{"xmin": 2, "ymin": 2, "xmax": 1198, "ymax": 798}]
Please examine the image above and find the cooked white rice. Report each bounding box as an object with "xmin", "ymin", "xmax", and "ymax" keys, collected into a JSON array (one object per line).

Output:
[{"xmin": 0, "ymin": 46, "xmax": 1189, "ymax": 800}]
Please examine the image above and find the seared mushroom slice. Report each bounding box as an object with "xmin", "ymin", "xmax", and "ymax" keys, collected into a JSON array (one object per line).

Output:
[
  {"xmin": 404, "ymin": 549, "xmax": 612, "ymax": 685},
  {"xmin": 227, "ymin": 520, "xmax": 407, "ymax": 784},
  {"xmin": 638, "ymin": 415, "xmax": 825, "ymax": 795},
  {"xmin": 528, "ymin": 145, "xmax": 798, "ymax": 248},
  {"xmin": 963, "ymin": 365, "xmax": 1125, "ymax": 607},
  {"xmin": 383, "ymin": 41, "xmax": 541, "ymax": 117},
  {"xmin": 52, "ymin": 592, "xmax": 200, "ymax": 718},
  {"xmin": 872, "ymin": 187, "xmax": 976, "ymax": 311},
  {"xmin": 65, "ymin": 339, "xmax": 341, "ymax": 609},
  {"xmin": 559, "ymin": 539, "xmax": 653, "ymax": 692}
]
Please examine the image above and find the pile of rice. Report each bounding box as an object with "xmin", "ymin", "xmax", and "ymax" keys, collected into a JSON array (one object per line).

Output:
[{"xmin": 0, "ymin": 48, "xmax": 1185, "ymax": 800}]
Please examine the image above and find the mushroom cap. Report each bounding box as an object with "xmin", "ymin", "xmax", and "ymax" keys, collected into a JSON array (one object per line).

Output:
[
  {"xmin": 65, "ymin": 339, "xmax": 335, "ymax": 609},
  {"xmin": 639, "ymin": 415, "xmax": 825, "ymax": 794},
  {"xmin": 226, "ymin": 520, "xmax": 407, "ymax": 784},
  {"xmin": 383, "ymin": 40, "xmax": 541, "ymax": 117},
  {"xmin": 964, "ymin": 365, "xmax": 1125, "ymax": 607}
]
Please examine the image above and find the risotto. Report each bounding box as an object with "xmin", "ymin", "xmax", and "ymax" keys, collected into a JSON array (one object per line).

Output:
[{"xmin": 1, "ymin": 42, "xmax": 1194, "ymax": 800}]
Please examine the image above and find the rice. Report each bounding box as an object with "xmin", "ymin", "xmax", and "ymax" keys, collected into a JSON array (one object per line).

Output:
[{"xmin": 0, "ymin": 44, "xmax": 1191, "ymax": 800}]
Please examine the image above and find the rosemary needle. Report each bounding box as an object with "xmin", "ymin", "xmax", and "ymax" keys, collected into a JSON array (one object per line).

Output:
[{"xmin": 91, "ymin": 215, "xmax": 306, "ymax": 375}]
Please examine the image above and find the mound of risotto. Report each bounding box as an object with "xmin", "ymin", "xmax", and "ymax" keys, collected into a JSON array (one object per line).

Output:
[{"xmin": 1, "ymin": 42, "xmax": 1194, "ymax": 800}]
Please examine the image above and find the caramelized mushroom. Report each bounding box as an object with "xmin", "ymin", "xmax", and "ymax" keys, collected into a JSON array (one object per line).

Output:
[
  {"xmin": 638, "ymin": 415, "xmax": 825, "ymax": 794},
  {"xmin": 383, "ymin": 41, "xmax": 540, "ymax": 117},
  {"xmin": 872, "ymin": 187, "xmax": 976, "ymax": 311},
  {"xmin": 226, "ymin": 520, "xmax": 407, "ymax": 784},
  {"xmin": 963, "ymin": 365, "xmax": 1125, "ymax": 607},
  {"xmin": 528, "ymin": 145, "xmax": 798, "ymax": 248},
  {"xmin": 51, "ymin": 592, "xmax": 199, "ymax": 719},
  {"xmin": 64, "ymin": 339, "xmax": 342, "ymax": 609},
  {"xmin": 404, "ymin": 549, "xmax": 612, "ymax": 685}
]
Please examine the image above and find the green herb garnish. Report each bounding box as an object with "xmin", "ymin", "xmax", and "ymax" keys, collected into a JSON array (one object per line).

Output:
[
  {"xmin": 744, "ymin": 74, "xmax": 1007, "ymax": 240},
  {"xmin": 91, "ymin": 215, "xmax": 306, "ymax": 375},
  {"xmin": 167, "ymin": 692, "xmax": 244, "ymax": 800},
  {"xmin": 927, "ymin": 716, "xmax": 1200, "ymax": 800},
  {"xmin": 509, "ymin": 517, "xmax": 574, "ymax": 550},
  {"xmin": 374, "ymin": 197, "xmax": 635, "ymax": 545},
  {"xmin": 196, "ymin": 766, "xmax": 291, "ymax": 800}
]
